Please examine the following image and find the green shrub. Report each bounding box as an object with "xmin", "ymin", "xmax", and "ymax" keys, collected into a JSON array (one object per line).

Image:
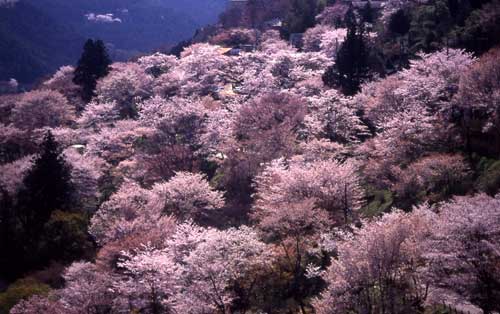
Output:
[
  {"xmin": 361, "ymin": 189, "xmax": 394, "ymax": 218},
  {"xmin": 0, "ymin": 278, "xmax": 50, "ymax": 314},
  {"xmin": 476, "ymin": 159, "xmax": 500, "ymax": 195},
  {"xmin": 40, "ymin": 210, "xmax": 93, "ymax": 262}
]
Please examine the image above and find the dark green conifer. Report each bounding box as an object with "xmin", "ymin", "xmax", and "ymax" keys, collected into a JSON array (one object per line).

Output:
[
  {"xmin": 73, "ymin": 39, "xmax": 111, "ymax": 102},
  {"xmin": 389, "ymin": 9, "xmax": 411, "ymax": 36},
  {"xmin": 322, "ymin": 7, "xmax": 369, "ymax": 95},
  {"xmin": 16, "ymin": 131, "xmax": 73, "ymax": 235}
]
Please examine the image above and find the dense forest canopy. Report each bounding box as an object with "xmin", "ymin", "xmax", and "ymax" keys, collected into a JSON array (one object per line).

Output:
[{"xmin": 0, "ymin": 0, "xmax": 500, "ymax": 313}]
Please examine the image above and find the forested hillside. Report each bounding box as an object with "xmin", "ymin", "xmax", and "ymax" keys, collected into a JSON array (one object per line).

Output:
[
  {"xmin": 0, "ymin": 2, "xmax": 83, "ymax": 85},
  {"xmin": 0, "ymin": 0, "xmax": 227, "ymax": 84},
  {"xmin": 0, "ymin": 0, "xmax": 500, "ymax": 313}
]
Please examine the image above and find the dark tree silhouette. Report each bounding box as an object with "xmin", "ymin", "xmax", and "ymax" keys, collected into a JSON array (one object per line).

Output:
[
  {"xmin": 0, "ymin": 187, "xmax": 19, "ymax": 279},
  {"xmin": 73, "ymin": 39, "xmax": 111, "ymax": 102},
  {"xmin": 283, "ymin": 0, "xmax": 319, "ymax": 36},
  {"xmin": 0, "ymin": 132, "xmax": 74, "ymax": 278},
  {"xmin": 360, "ymin": 1, "xmax": 376, "ymax": 24},
  {"xmin": 16, "ymin": 131, "xmax": 74, "ymax": 235},
  {"xmin": 389, "ymin": 9, "xmax": 411, "ymax": 36},
  {"xmin": 322, "ymin": 8, "xmax": 369, "ymax": 95}
]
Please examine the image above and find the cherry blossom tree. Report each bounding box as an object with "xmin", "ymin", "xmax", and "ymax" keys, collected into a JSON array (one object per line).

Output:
[
  {"xmin": 0, "ymin": 154, "xmax": 33, "ymax": 195},
  {"xmin": 455, "ymin": 48, "xmax": 500, "ymax": 154},
  {"xmin": 211, "ymin": 92, "xmax": 307, "ymax": 199},
  {"xmin": 116, "ymin": 244, "xmax": 178, "ymax": 313},
  {"xmin": 137, "ymin": 95, "xmax": 207, "ymax": 146},
  {"xmin": 236, "ymin": 42, "xmax": 330, "ymax": 96},
  {"xmin": 315, "ymin": 3, "xmax": 350, "ymax": 26},
  {"xmin": 297, "ymin": 139, "xmax": 347, "ymax": 162},
  {"xmin": 43, "ymin": 65, "xmax": 85, "ymax": 111},
  {"xmin": 303, "ymin": 25, "xmax": 346, "ymax": 58},
  {"xmin": 10, "ymin": 295, "xmax": 71, "ymax": 314},
  {"xmin": 109, "ymin": 223, "xmax": 273, "ymax": 314},
  {"xmin": 304, "ymin": 89, "xmax": 369, "ymax": 143},
  {"xmin": 198, "ymin": 105, "xmax": 237, "ymax": 161},
  {"xmin": 313, "ymin": 208, "xmax": 433, "ymax": 314},
  {"xmin": 133, "ymin": 95, "xmax": 209, "ymax": 183},
  {"xmin": 11, "ymin": 90, "xmax": 75, "ymax": 131},
  {"xmin": 259, "ymin": 30, "xmax": 291, "ymax": 52},
  {"xmin": 355, "ymin": 49, "xmax": 474, "ymax": 127},
  {"xmin": 85, "ymin": 120, "xmax": 154, "ymax": 164},
  {"xmin": 173, "ymin": 226, "xmax": 273, "ymax": 314},
  {"xmin": 380, "ymin": 0, "xmax": 425, "ymax": 23},
  {"xmin": 43, "ymin": 66, "xmax": 77, "ymax": 91},
  {"xmin": 89, "ymin": 180, "xmax": 172, "ymax": 245},
  {"xmin": 0, "ymin": 124, "xmax": 35, "ymax": 163},
  {"xmin": 137, "ymin": 52, "xmax": 178, "ymax": 78},
  {"xmin": 254, "ymin": 157, "xmax": 364, "ymax": 223},
  {"xmin": 149, "ymin": 171, "xmax": 225, "ymax": 223},
  {"xmin": 392, "ymin": 153, "xmax": 470, "ymax": 207},
  {"xmin": 354, "ymin": 75, "xmax": 405, "ymax": 127},
  {"xmin": 396, "ymin": 49, "xmax": 474, "ymax": 114},
  {"xmin": 251, "ymin": 197, "xmax": 332, "ymax": 314},
  {"xmin": 57, "ymin": 262, "xmax": 116, "ymax": 313},
  {"xmin": 209, "ymin": 28, "xmax": 257, "ymax": 47},
  {"xmin": 358, "ymin": 106, "xmax": 446, "ymax": 187},
  {"xmin": 303, "ymin": 24, "xmax": 333, "ymax": 52},
  {"xmin": 175, "ymin": 43, "xmax": 234, "ymax": 97},
  {"xmin": 423, "ymin": 194, "xmax": 500, "ymax": 314},
  {"xmin": 76, "ymin": 101, "xmax": 120, "ymax": 130},
  {"xmin": 63, "ymin": 147, "xmax": 107, "ymax": 210},
  {"xmin": 96, "ymin": 62, "xmax": 153, "ymax": 118}
]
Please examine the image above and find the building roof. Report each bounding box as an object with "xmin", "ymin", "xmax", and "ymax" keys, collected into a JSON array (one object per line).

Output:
[{"xmin": 217, "ymin": 46, "xmax": 234, "ymax": 55}]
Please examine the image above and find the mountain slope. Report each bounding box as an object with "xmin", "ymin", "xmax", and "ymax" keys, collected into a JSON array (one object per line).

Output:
[
  {"xmin": 0, "ymin": 2, "xmax": 83, "ymax": 84},
  {"xmin": 0, "ymin": 0, "xmax": 228, "ymax": 84}
]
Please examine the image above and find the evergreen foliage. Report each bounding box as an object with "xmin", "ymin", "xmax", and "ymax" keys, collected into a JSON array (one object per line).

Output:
[
  {"xmin": 283, "ymin": 0, "xmax": 320, "ymax": 35},
  {"xmin": 389, "ymin": 9, "xmax": 411, "ymax": 35},
  {"xmin": 73, "ymin": 39, "xmax": 111, "ymax": 102},
  {"xmin": 16, "ymin": 131, "xmax": 73, "ymax": 233},
  {"xmin": 1, "ymin": 131, "xmax": 76, "ymax": 279},
  {"xmin": 322, "ymin": 8, "xmax": 369, "ymax": 95}
]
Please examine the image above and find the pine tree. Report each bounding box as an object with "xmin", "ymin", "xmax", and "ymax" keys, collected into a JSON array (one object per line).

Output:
[
  {"xmin": 322, "ymin": 8, "xmax": 369, "ymax": 95},
  {"xmin": 73, "ymin": 39, "xmax": 111, "ymax": 102},
  {"xmin": 16, "ymin": 131, "xmax": 74, "ymax": 235}
]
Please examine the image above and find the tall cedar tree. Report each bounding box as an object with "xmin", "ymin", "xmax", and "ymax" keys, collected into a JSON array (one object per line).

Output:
[
  {"xmin": 73, "ymin": 39, "xmax": 111, "ymax": 102},
  {"xmin": 16, "ymin": 131, "xmax": 73, "ymax": 237},
  {"xmin": 323, "ymin": 8, "xmax": 369, "ymax": 95}
]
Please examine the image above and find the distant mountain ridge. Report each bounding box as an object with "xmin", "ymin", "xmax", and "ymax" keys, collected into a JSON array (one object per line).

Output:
[
  {"xmin": 0, "ymin": 0, "xmax": 228, "ymax": 84},
  {"xmin": 0, "ymin": 2, "xmax": 83, "ymax": 85}
]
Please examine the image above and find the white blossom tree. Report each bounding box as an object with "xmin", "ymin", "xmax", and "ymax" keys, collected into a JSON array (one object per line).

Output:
[{"xmin": 149, "ymin": 171, "xmax": 225, "ymax": 222}]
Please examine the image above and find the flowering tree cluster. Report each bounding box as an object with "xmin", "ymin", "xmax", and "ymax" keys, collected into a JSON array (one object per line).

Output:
[
  {"xmin": 2, "ymin": 13, "xmax": 500, "ymax": 314},
  {"xmin": 314, "ymin": 193, "xmax": 500, "ymax": 314},
  {"xmin": 313, "ymin": 208, "xmax": 433, "ymax": 314},
  {"xmin": 11, "ymin": 90, "xmax": 75, "ymax": 131},
  {"xmin": 303, "ymin": 25, "xmax": 347, "ymax": 58},
  {"xmin": 455, "ymin": 48, "xmax": 500, "ymax": 155},
  {"xmin": 423, "ymin": 194, "xmax": 500, "ymax": 313},
  {"xmin": 253, "ymin": 157, "xmax": 364, "ymax": 224}
]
